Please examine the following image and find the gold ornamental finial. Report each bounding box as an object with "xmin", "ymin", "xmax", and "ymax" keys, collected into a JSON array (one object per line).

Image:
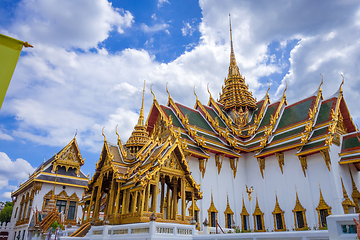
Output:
[
  {"xmin": 138, "ymin": 80, "xmax": 145, "ymax": 126},
  {"xmin": 115, "ymin": 125, "xmax": 120, "ymax": 143},
  {"xmin": 166, "ymin": 82, "xmax": 171, "ymax": 100},
  {"xmin": 74, "ymin": 129, "xmax": 77, "ymax": 138},
  {"xmin": 102, "ymin": 127, "xmax": 107, "ymax": 142},
  {"xmin": 320, "ymin": 74, "xmax": 323, "ymax": 87},
  {"xmin": 340, "ymin": 74, "xmax": 344, "ymax": 93},
  {"xmin": 150, "ymin": 84, "xmax": 156, "ymax": 100},
  {"xmin": 207, "ymin": 83, "xmax": 212, "ymax": 99},
  {"xmin": 229, "ymin": 13, "xmax": 236, "ymax": 68},
  {"xmin": 193, "ymin": 86, "xmax": 198, "ymax": 102}
]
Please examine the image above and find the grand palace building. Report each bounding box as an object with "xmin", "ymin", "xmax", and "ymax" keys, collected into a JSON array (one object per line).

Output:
[{"xmin": 7, "ymin": 18, "xmax": 360, "ymax": 240}]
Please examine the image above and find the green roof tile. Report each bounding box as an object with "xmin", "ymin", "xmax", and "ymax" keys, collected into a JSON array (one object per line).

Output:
[
  {"xmin": 277, "ymin": 98, "xmax": 314, "ymax": 129},
  {"xmin": 259, "ymin": 103, "xmax": 278, "ymax": 128},
  {"xmin": 272, "ymin": 126, "xmax": 305, "ymax": 142},
  {"xmin": 205, "ymin": 107, "xmax": 227, "ymax": 128},
  {"xmin": 301, "ymin": 140, "xmax": 325, "ymax": 152},
  {"xmin": 162, "ymin": 107, "xmax": 184, "ymax": 129},
  {"xmin": 315, "ymin": 99, "xmax": 335, "ymax": 125},
  {"xmin": 261, "ymin": 139, "xmax": 300, "ymax": 154},
  {"xmin": 248, "ymin": 101, "xmax": 264, "ymax": 125},
  {"xmin": 177, "ymin": 104, "xmax": 214, "ymax": 132},
  {"xmin": 342, "ymin": 136, "xmax": 360, "ymax": 150},
  {"xmin": 311, "ymin": 127, "xmax": 328, "ymax": 138},
  {"xmin": 197, "ymin": 132, "xmax": 224, "ymax": 144}
]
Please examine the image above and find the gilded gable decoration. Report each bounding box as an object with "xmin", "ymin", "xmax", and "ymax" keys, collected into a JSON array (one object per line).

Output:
[
  {"xmin": 51, "ymin": 136, "xmax": 84, "ymax": 176},
  {"xmin": 316, "ymin": 186, "xmax": 332, "ymax": 229}
]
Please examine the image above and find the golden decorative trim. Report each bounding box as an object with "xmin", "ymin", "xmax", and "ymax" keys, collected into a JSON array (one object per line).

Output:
[
  {"xmin": 215, "ymin": 155, "xmax": 224, "ymax": 175},
  {"xmin": 320, "ymin": 149, "xmax": 331, "ymax": 171},
  {"xmin": 229, "ymin": 158, "xmax": 239, "ymax": 178},
  {"xmin": 257, "ymin": 158, "xmax": 265, "ymax": 178},
  {"xmin": 199, "ymin": 158, "xmax": 208, "ymax": 178},
  {"xmin": 298, "ymin": 156, "xmax": 307, "ymax": 177},
  {"xmin": 275, "ymin": 153, "xmax": 284, "ymax": 174}
]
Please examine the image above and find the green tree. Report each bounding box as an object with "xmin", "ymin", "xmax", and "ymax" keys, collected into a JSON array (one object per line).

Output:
[{"xmin": 0, "ymin": 201, "xmax": 13, "ymax": 223}]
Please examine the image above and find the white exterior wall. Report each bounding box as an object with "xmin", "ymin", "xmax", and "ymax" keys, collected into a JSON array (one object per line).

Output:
[
  {"xmin": 8, "ymin": 183, "xmax": 84, "ymax": 240},
  {"xmin": 186, "ymin": 142, "xmax": 351, "ymax": 232}
]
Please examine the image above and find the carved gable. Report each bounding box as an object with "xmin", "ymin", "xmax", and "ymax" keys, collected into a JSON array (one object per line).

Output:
[
  {"xmin": 52, "ymin": 139, "xmax": 84, "ymax": 176},
  {"xmin": 162, "ymin": 152, "xmax": 184, "ymax": 172}
]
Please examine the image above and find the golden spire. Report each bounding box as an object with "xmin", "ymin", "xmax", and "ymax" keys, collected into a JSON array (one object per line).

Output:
[
  {"xmin": 340, "ymin": 174, "xmax": 355, "ymax": 213},
  {"xmin": 218, "ymin": 14, "xmax": 256, "ymax": 112},
  {"xmin": 125, "ymin": 82, "xmax": 150, "ymax": 156},
  {"xmin": 229, "ymin": 14, "xmax": 237, "ymax": 70},
  {"xmin": 138, "ymin": 80, "xmax": 145, "ymax": 126}
]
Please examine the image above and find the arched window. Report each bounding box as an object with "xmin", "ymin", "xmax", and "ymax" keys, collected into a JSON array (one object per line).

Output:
[
  {"xmin": 272, "ymin": 194, "xmax": 285, "ymax": 231},
  {"xmin": 253, "ymin": 196, "xmax": 265, "ymax": 232},
  {"xmin": 207, "ymin": 193, "xmax": 218, "ymax": 228},
  {"xmin": 292, "ymin": 191, "xmax": 308, "ymax": 230}
]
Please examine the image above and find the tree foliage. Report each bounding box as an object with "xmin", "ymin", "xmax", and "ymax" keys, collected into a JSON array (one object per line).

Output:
[{"xmin": 0, "ymin": 201, "xmax": 13, "ymax": 223}]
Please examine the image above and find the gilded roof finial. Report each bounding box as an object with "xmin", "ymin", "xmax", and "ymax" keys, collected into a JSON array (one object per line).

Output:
[
  {"xmin": 150, "ymin": 84, "xmax": 156, "ymax": 101},
  {"xmin": 320, "ymin": 74, "xmax": 323, "ymax": 88},
  {"xmin": 207, "ymin": 83, "xmax": 213, "ymax": 99},
  {"xmin": 116, "ymin": 125, "xmax": 127, "ymax": 158},
  {"xmin": 74, "ymin": 129, "xmax": 77, "ymax": 139},
  {"xmin": 102, "ymin": 127, "xmax": 107, "ymax": 142},
  {"xmin": 193, "ymin": 86, "xmax": 198, "ymax": 102},
  {"xmin": 229, "ymin": 14, "xmax": 236, "ymax": 66},
  {"xmin": 166, "ymin": 82, "xmax": 171, "ymax": 100},
  {"xmin": 138, "ymin": 80, "xmax": 145, "ymax": 126},
  {"xmin": 340, "ymin": 74, "xmax": 344, "ymax": 93}
]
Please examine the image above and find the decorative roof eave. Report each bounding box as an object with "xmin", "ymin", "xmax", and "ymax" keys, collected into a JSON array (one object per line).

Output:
[
  {"xmin": 204, "ymin": 143, "xmax": 241, "ymax": 158},
  {"xmin": 208, "ymin": 96, "xmax": 232, "ymax": 128},
  {"xmin": 256, "ymin": 139, "xmax": 302, "ymax": 158}
]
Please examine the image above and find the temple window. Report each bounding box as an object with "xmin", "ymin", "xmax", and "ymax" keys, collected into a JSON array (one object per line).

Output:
[
  {"xmin": 253, "ymin": 196, "xmax": 265, "ymax": 232},
  {"xmin": 272, "ymin": 194, "xmax": 285, "ymax": 231},
  {"xmin": 56, "ymin": 200, "xmax": 67, "ymax": 214},
  {"xmin": 67, "ymin": 201, "xmax": 77, "ymax": 220},
  {"xmin": 14, "ymin": 207, "xmax": 18, "ymax": 219},
  {"xmin": 188, "ymin": 200, "xmax": 200, "ymax": 230},
  {"xmin": 207, "ymin": 192, "xmax": 218, "ymax": 228},
  {"xmin": 240, "ymin": 196, "xmax": 249, "ymax": 231},
  {"xmin": 224, "ymin": 195, "xmax": 234, "ymax": 229},
  {"xmin": 292, "ymin": 191, "xmax": 308, "ymax": 230},
  {"xmin": 316, "ymin": 187, "xmax": 332, "ymax": 229},
  {"xmin": 26, "ymin": 199, "xmax": 32, "ymax": 219}
]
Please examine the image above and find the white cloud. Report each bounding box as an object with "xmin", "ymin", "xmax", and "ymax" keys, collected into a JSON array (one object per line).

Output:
[
  {"xmin": 157, "ymin": 0, "xmax": 170, "ymax": 8},
  {"xmin": 181, "ymin": 22, "xmax": 196, "ymax": 36},
  {"xmin": 2, "ymin": 192, "xmax": 11, "ymax": 200},
  {"xmin": 141, "ymin": 23, "xmax": 170, "ymax": 34},
  {"xmin": 0, "ymin": 152, "xmax": 35, "ymax": 191},
  {"xmin": 0, "ymin": 130, "xmax": 13, "ymax": 141},
  {"xmin": 5, "ymin": 0, "xmax": 134, "ymax": 50}
]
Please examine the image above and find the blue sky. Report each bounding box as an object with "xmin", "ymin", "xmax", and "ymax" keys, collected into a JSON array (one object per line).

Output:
[{"xmin": 1, "ymin": 0, "xmax": 360, "ymax": 201}]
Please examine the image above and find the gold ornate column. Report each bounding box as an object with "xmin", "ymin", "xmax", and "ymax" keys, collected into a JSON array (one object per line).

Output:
[
  {"xmin": 87, "ymin": 187, "xmax": 96, "ymax": 221},
  {"xmin": 173, "ymin": 178, "xmax": 178, "ymax": 220},
  {"xmin": 124, "ymin": 189, "xmax": 130, "ymax": 214},
  {"xmin": 140, "ymin": 187, "xmax": 146, "ymax": 214},
  {"xmin": 167, "ymin": 184, "xmax": 171, "ymax": 219},
  {"xmin": 131, "ymin": 191, "xmax": 138, "ymax": 213},
  {"xmin": 182, "ymin": 178, "xmax": 186, "ymax": 221},
  {"xmin": 160, "ymin": 176, "xmax": 165, "ymax": 213},
  {"xmin": 107, "ymin": 178, "xmax": 115, "ymax": 215},
  {"xmin": 151, "ymin": 173, "xmax": 159, "ymax": 213},
  {"xmin": 114, "ymin": 182, "xmax": 121, "ymax": 218},
  {"xmin": 144, "ymin": 183, "xmax": 151, "ymax": 212},
  {"xmin": 191, "ymin": 191, "xmax": 195, "ymax": 218},
  {"xmin": 94, "ymin": 174, "xmax": 103, "ymax": 219},
  {"xmin": 121, "ymin": 189, "xmax": 128, "ymax": 214}
]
